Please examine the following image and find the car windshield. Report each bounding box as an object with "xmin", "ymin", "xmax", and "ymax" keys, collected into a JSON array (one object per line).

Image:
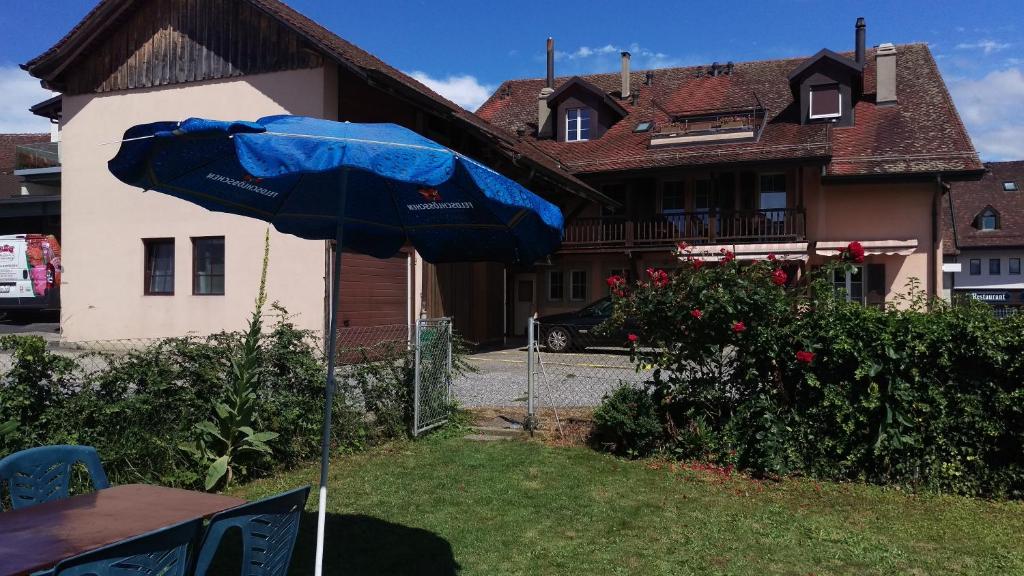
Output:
[{"xmin": 580, "ymin": 298, "xmax": 613, "ymax": 316}]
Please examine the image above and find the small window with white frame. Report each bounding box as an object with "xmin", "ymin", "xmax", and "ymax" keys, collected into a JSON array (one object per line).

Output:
[
  {"xmin": 565, "ymin": 107, "xmax": 591, "ymax": 142},
  {"xmin": 547, "ymin": 270, "xmax": 564, "ymax": 301},
  {"xmin": 570, "ymin": 269, "xmax": 588, "ymax": 301},
  {"xmin": 832, "ymin": 265, "xmax": 864, "ymax": 303},
  {"xmin": 809, "ymin": 84, "xmax": 841, "ymax": 120}
]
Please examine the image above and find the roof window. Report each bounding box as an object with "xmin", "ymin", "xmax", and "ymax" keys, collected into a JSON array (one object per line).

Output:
[
  {"xmin": 633, "ymin": 121, "xmax": 653, "ymax": 133},
  {"xmin": 809, "ymin": 84, "xmax": 841, "ymax": 120},
  {"xmin": 1003, "ymin": 181, "xmax": 1018, "ymax": 192}
]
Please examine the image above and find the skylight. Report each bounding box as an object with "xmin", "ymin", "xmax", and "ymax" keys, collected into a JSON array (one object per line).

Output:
[
  {"xmin": 633, "ymin": 121, "xmax": 653, "ymax": 133},
  {"xmin": 1003, "ymin": 181, "xmax": 1019, "ymax": 192}
]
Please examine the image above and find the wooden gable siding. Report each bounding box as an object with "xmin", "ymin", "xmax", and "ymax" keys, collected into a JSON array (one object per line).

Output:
[{"xmin": 62, "ymin": 0, "xmax": 323, "ymax": 95}]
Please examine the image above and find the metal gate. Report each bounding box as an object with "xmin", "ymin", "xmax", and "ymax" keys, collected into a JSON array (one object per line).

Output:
[{"xmin": 412, "ymin": 317, "xmax": 453, "ymax": 436}]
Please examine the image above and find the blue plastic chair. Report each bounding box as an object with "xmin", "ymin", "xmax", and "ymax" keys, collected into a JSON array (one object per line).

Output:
[
  {"xmin": 0, "ymin": 445, "xmax": 110, "ymax": 511},
  {"xmin": 193, "ymin": 485, "xmax": 311, "ymax": 576},
  {"xmin": 33, "ymin": 517, "xmax": 203, "ymax": 576}
]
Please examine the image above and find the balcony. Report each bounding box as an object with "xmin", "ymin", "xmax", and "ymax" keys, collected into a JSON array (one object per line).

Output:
[{"xmin": 560, "ymin": 208, "xmax": 806, "ymax": 252}]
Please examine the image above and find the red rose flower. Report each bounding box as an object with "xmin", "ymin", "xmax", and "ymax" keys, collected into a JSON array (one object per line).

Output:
[
  {"xmin": 646, "ymin": 267, "xmax": 669, "ymax": 288},
  {"xmin": 767, "ymin": 253, "xmax": 778, "ymax": 262},
  {"xmin": 842, "ymin": 241, "xmax": 865, "ymax": 264},
  {"xmin": 627, "ymin": 333, "xmax": 638, "ymax": 343},
  {"xmin": 690, "ymin": 309, "xmax": 703, "ymax": 320},
  {"xmin": 731, "ymin": 321, "xmax": 746, "ymax": 333},
  {"xmin": 771, "ymin": 268, "xmax": 788, "ymax": 287},
  {"xmin": 677, "ymin": 241, "xmax": 690, "ymax": 252},
  {"xmin": 720, "ymin": 248, "xmax": 736, "ymax": 263},
  {"xmin": 796, "ymin": 350, "xmax": 815, "ymax": 364},
  {"xmin": 606, "ymin": 274, "xmax": 623, "ymax": 287},
  {"xmin": 692, "ymin": 258, "xmax": 705, "ymax": 271}
]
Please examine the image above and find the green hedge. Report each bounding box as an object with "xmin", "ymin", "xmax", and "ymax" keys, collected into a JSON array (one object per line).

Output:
[
  {"xmin": 598, "ymin": 246, "xmax": 1024, "ymax": 498},
  {"xmin": 0, "ymin": 310, "xmax": 430, "ymax": 490}
]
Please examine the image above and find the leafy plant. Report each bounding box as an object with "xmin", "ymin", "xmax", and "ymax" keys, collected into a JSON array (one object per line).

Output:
[
  {"xmin": 592, "ymin": 384, "xmax": 661, "ymax": 457},
  {"xmin": 183, "ymin": 230, "xmax": 279, "ymax": 490}
]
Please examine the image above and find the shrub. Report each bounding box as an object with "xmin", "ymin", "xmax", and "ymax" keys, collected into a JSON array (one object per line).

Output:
[
  {"xmin": 592, "ymin": 384, "xmax": 661, "ymax": 457},
  {"xmin": 602, "ymin": 245, "xmax": 1024, "ymax": 497}
]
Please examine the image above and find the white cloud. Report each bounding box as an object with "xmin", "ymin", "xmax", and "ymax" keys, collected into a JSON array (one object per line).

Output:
[
  {"xmin": 0, "ymin": 66, "xmax": 54, "ymax": 133},
  {"xmin": 954, "ymin": 40, "xmax": 1012, "ymax": 55},
  {"xmin": 553, "ymin": 42, "xmax": 696, "ymax": 74},
  {"xmin": 408, "ymin": 71, "xmax": 495, "ymax": 112},
  {"xmin": 949, "ymin": 67, "xmax": 1024, "ymax": 160}
]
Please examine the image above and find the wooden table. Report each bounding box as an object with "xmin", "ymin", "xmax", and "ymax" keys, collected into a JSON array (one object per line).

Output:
[{"xmin": 0, "ymin": 484, "xmax": 245, "ymax": 576}]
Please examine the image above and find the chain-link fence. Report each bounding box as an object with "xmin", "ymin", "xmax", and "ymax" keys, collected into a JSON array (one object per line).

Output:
[
  {"xmin": 1, "ymin": 322, "xmax": 454, "ymax": 437},
  {"xmin": 524, "ymin": 318, "xmax": 651, "ymax": 431}
]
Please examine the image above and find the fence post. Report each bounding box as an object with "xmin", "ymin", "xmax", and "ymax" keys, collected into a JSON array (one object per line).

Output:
[
  {"xmin": 445, "ymin": 318, "xmax": 453, "ymax": 407},
  {"xmin": 525, "ymin": 314, "xmax": 537, "ymax": 434},
  {"xmin": 412, "ymin": 318, "xmax": 422, "ymax": 437}
]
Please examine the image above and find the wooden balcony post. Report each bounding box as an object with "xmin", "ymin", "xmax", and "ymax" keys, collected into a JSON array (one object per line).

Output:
[{"xmin": 625, "ymin": 220, "xmax": 634, "ymax": 248}]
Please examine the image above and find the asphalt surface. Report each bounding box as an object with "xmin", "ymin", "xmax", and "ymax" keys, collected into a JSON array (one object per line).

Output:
[
  {"xmin": 455, "ymin": 345, "xmax": 651, "ymax": 408},
  {"xmin": 0, "ymin": 312, "xmax": 60, "ymax": 337}
]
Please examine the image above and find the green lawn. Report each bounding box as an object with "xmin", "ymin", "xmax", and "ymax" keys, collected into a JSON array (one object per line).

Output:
[{"xmin": 232, "ymin": 434, "xmax": 1024, "ymax": 576}]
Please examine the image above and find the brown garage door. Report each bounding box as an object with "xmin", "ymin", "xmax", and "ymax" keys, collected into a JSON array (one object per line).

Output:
[{"xmin": 337, "ymin": 251, "xmax": 409, "ymax": 328}]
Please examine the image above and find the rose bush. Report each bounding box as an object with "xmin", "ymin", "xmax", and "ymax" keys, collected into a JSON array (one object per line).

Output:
[{"xmin": 600, "ymin": 242, "xmax": 1024, "ymax": 498}]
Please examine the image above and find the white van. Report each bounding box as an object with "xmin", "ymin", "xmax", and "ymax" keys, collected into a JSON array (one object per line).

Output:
[{"xmin": 0, "ymin": 234, "xmax": 61, "ymax": 312}]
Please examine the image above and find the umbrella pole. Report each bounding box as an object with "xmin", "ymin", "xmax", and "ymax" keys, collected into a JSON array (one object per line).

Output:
[{"xmin": 315, "ymin": 168, "xmax": 349, "ymax": 576}]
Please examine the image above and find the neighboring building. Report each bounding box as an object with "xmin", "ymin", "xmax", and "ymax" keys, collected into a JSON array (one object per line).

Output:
[
  {"xmin": 943, "ymin": 161, "xmax": 1024, "ymax": 316},
  {"xmin": 21, "ymin": 0, "xmax": 604, "ymax": 344},
  {"xmin": 0, "ymin": 132, "xmax": 59, "ymax": 237},
  {"xmin": 478, "ymin": 19, "xmax": 982, "ymax": 330}
]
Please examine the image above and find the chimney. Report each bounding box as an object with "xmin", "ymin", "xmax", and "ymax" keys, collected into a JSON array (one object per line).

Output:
[
  {"xmin": 538, "ymin": 37, "xmax": 555, "ymax": 138},
  {"xmin": 620, "ymin": 51, "xmax": 631, "ymax": 99},
  {"xmin": 876, "ymin": 43, "xmax": 897, "ymax": 104},
  {"xmin": 855, "ymin": 17, "xmax": 866, "ymax": 65}
]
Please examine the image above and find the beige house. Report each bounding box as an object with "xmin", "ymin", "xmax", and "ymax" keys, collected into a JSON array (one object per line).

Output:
[
  {"xmin": 477, "ymin": 20, "xmax": 982, "ymax": 328},
  {"xmin": 22, "ymin": 0, "xmax": 601, "ymax": 344}
]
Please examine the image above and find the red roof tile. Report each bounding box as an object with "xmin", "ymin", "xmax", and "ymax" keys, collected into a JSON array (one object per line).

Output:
[
  {"xmin": 478, "ymin": 44, "xmax": 981, "ymax": 178},
  {"xmin": 0, "ymin": 134, "xmax": 50, "ymax": 175},
  {"xmin": 946, "ymin": 161, "xmax": 1024, "ymax": 251}
]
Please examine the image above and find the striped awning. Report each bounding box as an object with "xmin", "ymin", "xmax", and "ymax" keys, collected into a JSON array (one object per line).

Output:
[{"xmin": 815, "ymin": 239, "xmax": 918, "ymax": 257}]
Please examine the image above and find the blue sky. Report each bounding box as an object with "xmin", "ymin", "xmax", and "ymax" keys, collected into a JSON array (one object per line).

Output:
[{"xmin": 1, "ymin": 0, "xmax": 1021, "ymax": 159}]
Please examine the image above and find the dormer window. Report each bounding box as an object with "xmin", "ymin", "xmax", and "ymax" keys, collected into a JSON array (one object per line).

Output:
[
  {"xmin": 566, "ymin": 108, "xmax": 591, "ymax": 142},
  {"xmin": 1003, "ymin": 181, "xmax": 1018, "ymax": 192},
  {"xmin": 978, "ymin": 207, "xmax": 999, "ymax": 231},
  {"xmin": 809, "ymin": 84, "xmax": 841, "ymax": 119}
]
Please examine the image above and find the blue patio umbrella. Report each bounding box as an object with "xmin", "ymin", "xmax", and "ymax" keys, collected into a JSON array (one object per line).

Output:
[{"xmin": 107, "ymin": 115, "xmax": 564, "ymax": 575}]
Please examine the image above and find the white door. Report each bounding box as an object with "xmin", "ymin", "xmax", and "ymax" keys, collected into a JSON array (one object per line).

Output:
[{"xmin": 513, "ymin": 275, "xmax": 535, "ymax": 336}]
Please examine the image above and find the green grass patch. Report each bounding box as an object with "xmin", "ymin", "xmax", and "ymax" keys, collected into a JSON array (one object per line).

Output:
[{"xmin": 232, "ymin": 436, "xmax": 1024, "ymax": 575}]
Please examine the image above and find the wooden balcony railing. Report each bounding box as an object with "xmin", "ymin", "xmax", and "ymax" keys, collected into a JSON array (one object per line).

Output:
[{"xmin": 561, "ymin": 208, "xmax": 806, "ymax": 251}]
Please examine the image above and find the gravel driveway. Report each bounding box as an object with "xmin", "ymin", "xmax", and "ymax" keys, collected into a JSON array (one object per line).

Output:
[{"xmin": 455, "ymin": 345, "xmax": 651, "ymax": 408}]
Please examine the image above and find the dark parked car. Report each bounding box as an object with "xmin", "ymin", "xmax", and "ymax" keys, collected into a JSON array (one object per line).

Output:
[{"xmin": 536, "ymin": 297, "xmax": 632, "ymax": 352}]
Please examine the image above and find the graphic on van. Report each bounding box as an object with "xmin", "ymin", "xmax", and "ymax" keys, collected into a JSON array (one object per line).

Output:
[{"xmin": 0, "ymin": 234, "xmax": 62, "ymax": 300}]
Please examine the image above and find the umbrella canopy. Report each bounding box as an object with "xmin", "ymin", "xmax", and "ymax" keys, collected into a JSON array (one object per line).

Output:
[
  {"xmin": 108, "ymin": 115, "xmax": 565, "ymax": 576},
  {"xmin": 109, "ymin": 115, "xmax": 563, "ymax": 264}
]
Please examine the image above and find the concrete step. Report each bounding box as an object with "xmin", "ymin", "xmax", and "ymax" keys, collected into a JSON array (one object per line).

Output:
[{"xmin": 463, "ymin": 433, "xmax": 514, "ymax": 442}]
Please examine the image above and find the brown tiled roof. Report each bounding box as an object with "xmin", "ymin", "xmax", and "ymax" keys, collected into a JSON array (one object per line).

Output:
[
  {"xmin": 946, "ymin": 161, "xmax": 1024, "ymax": 251},
  {"xmin": 477, "ymin": 44, "xmax": 982, "ymax": 178},
  {"xmin": 0, "ymin": 134, "xmax": 49, "ymax": 175},
  {"xmin": 23, "ymin": 0, "xmax": 604, "ymax": 204}
]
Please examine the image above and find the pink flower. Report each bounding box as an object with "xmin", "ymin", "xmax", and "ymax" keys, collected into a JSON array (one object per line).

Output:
[
  {"xmin": 690, "ymin": 309, "xmax": 703, "ymax": 320},
  {"xmin": 796, "ymin": 350, "xmax": 815, "ymax": 364},
  {"xmin": 627, "ymin": 333, "xmax": 638, "ymax": 343},
  {"xmin": 771, "ymin": 268, "xmax": 788, "ymax": 287},
  {"xmin": 731, "ymin": 321, "xmax": 746, "ymax": 333}
]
